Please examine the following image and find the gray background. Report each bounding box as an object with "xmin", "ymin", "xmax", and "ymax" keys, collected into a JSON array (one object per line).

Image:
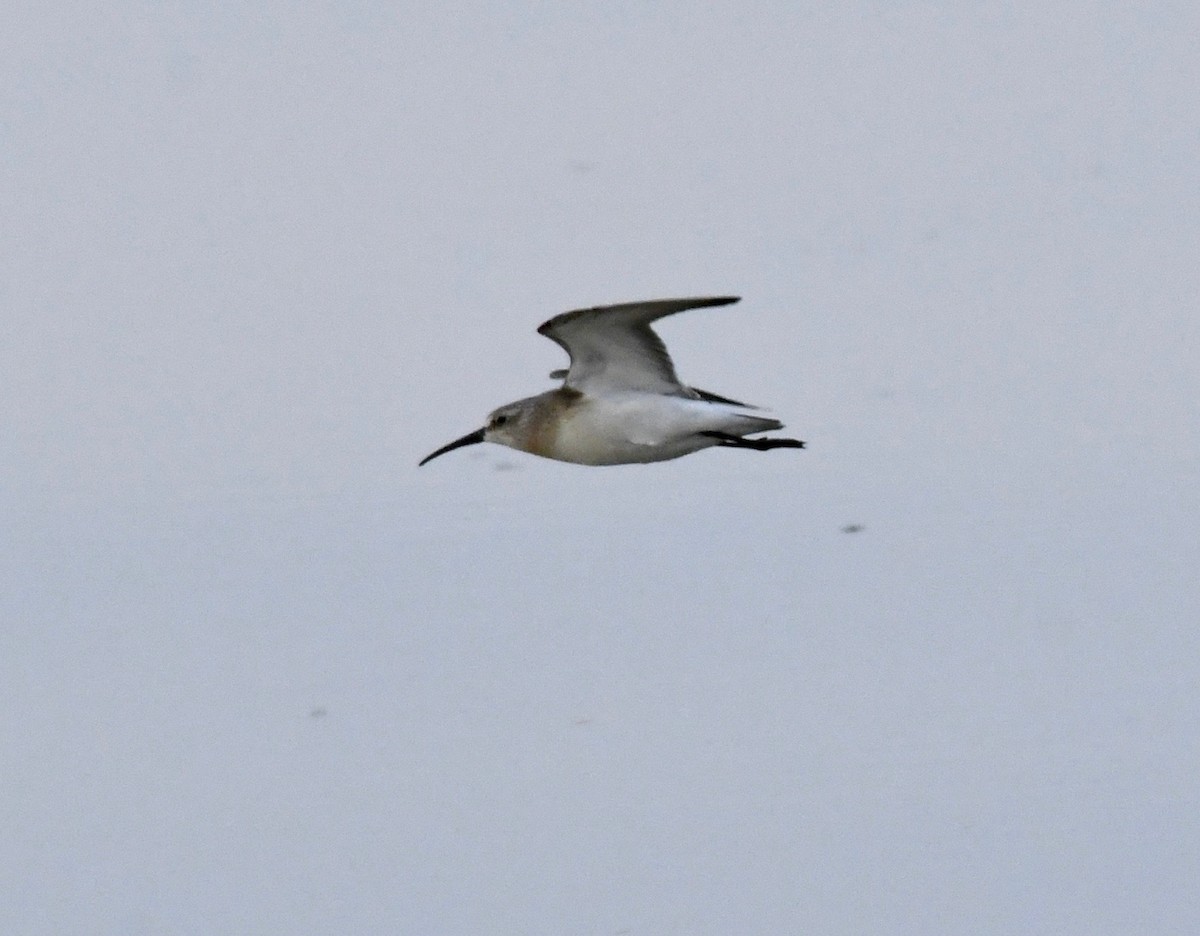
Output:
[{"xmin": 4, "ymin": 3, "xmax": 1198, "ymax": 934}]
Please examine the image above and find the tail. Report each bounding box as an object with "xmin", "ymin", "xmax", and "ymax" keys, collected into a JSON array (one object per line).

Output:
[{"xmin": 721, "ymin": 412, "xmax": 785, "ymax": 435}]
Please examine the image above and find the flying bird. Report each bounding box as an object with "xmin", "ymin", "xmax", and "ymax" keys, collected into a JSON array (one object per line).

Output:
[{"xmin": 419, "ymin": 296, "xmax": 804, "ymax": 467}]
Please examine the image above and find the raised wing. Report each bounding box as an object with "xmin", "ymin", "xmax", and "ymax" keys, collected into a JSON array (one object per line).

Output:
[{"xmin": 537, "ymin": 296, "xmax": 739, "ymax": 395}]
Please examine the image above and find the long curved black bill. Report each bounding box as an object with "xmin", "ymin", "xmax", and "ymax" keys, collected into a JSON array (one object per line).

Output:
[{"xmin": 419, "ymin": 428, "xmax": 486, "ymax": 466}]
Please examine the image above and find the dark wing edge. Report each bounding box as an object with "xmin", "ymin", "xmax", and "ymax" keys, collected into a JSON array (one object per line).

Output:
[
  {"xmin": 536, "ymin": 295, "xmax": 741, "ymax": 338},
  {"xmin": 689, "ymin": 387, "xmax": 757, "ymax": 408}
]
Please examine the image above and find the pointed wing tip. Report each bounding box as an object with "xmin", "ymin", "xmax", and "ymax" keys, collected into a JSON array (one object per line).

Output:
[{"xmin": 538, "ymin": 295, "xmax": 741, "ymax": 335}]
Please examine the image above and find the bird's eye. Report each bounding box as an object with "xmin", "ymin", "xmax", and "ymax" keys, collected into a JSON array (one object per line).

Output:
[{"xmin": 493, "ymin": 414, "xmax": 508, "ymax": 427}]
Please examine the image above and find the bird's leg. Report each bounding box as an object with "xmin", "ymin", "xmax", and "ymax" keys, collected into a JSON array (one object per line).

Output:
[{"xmin": 699, "ymin": 431, "xmax": 805, "ymax": 451}]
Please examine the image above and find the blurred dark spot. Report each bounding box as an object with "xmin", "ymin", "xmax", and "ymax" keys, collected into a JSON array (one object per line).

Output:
[
  {"xmin": 841, "ymin": 524, "xmax": 865, "ymax": 534},
  {"xmin": 309, "ymin": 706, "xmax": 328, "ymax": 719}
]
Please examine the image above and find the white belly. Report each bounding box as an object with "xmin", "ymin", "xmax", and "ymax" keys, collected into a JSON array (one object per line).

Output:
[{"xmin": 545, "ymin": 394, "xmax": 780, "ymax": 465}]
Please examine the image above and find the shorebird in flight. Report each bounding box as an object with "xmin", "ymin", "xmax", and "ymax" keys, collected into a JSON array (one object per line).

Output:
[{"xmin": 419, "ymin": 296, "xmax": 804, "ymax": 467}]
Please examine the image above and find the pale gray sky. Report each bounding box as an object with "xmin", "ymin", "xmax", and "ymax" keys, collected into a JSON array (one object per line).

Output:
[{"xmin": 3, "ymin": 3, "xmax": 1198, "ymax": 934}]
